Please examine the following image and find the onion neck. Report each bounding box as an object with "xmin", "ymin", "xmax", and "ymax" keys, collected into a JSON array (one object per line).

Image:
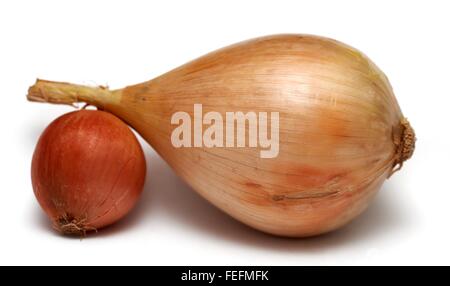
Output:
[{"xmin": 27, "ymin": 79, "xmax": 121, "ymax": 109}]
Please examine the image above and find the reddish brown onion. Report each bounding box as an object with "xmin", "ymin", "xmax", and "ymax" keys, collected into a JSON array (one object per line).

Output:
[{"xmin": 31, "ymin": 110, "xmax": 146, "ymax": 235}]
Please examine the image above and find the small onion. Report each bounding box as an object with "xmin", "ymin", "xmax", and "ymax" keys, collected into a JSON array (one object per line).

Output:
[{"xmin": 31, "ymin": 110, "xmax": 146, "ymax": 235}]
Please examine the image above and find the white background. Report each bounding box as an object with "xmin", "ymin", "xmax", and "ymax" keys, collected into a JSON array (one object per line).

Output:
[{"xmin": 1, "ymin": 0, "xmax": 449, "ymax": 265}]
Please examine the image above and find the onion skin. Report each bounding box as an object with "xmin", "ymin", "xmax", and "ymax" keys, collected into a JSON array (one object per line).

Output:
[
  {"xmin": 27, "ymin": 34, "xmax": 415, "ymax": 237},
  {"xmin": 31, "ymin": 110, "xmax": 146, "ymax": 235}
]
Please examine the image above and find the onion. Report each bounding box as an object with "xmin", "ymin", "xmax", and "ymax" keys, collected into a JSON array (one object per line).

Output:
[
  {"xmin": 27, "ymin": 34, "xmax": 415, "ymax": 237},
  {"xmin": 31, "ymin": 110, "xmax": 146, "ymax": 235}
]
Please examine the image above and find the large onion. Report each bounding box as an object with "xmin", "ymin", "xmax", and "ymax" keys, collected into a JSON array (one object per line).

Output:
[
  {"xmin": 27, "ymin": 34, "xmax": 415, "ymax": 237},
  {"xmin": 31, "ymin": 110, "xmax": 146, "ymax": 235}
]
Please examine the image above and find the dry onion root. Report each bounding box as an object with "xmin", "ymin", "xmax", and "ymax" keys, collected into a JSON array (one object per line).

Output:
[{"xmin": 28, "ymin": 34, "xmax": 415, "ymax": 237}]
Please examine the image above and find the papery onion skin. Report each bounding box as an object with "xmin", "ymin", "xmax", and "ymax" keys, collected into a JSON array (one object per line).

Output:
[
  {"xmin": 31, "ymin": 110, "xmax": 146, "ymax": 235},
  {"xmin": 27, "ymin": 34, "xmax": 415, "ymax": 237}
]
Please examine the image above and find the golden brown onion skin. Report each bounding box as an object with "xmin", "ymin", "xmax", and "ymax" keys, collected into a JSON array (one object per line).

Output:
[
  {"xmin": 115, "ymin": 35, "xmax": 409, "ymax": 236},
  {"xmin": 31, "ymin": 110, "xmax": 146, "ymax": 235},
  {"xmin": 28, "ymin": 35, "xmax": 415, "ymax": 237}
]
